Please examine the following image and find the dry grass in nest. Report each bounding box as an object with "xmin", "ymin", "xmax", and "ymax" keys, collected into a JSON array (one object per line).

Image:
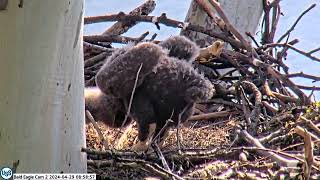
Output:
[{"xmin": 86, "ymin": 117, "xmax": 240, "ymax": 179}]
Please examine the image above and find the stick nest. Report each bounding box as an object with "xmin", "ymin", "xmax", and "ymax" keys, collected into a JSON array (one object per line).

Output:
[{"xmin": 83, "ymin": 0, "xmax": 320, "ymax": 179}]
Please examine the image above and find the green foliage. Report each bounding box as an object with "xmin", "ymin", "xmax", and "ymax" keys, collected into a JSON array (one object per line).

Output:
[{"xmin": 304, "ymin": 102, "xmax": 320, "ymax": 121}]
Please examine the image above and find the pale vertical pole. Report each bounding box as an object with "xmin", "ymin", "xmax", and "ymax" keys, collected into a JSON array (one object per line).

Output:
[
  {"xmin": 181, "ymin": 0, "xmax": 263, "ymax": 47},
  {"xmin": 0, "ymin": 0, "xmax": 86, "ymax": 173}
]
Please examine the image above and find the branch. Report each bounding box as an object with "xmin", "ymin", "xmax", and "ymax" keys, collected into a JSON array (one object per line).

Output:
[
  {"xmin": 286, "ymin": 72, "xmax": 320, "ymax": 82},
  {"xmin": 308, "ymin": 47, "xmax": 320, "ymax": 55},
  {"xmin": 88, "ymin": 159, "xmax": 183, "ymax": 180},
  {"xmin": 277, "ymin": 4, "xmax": 316, "ymax": 43},
  {"xmin": 84, "ymin": 12, "xmax": 245, "ymax": 49},
  {"xmin": 194, "ymin": 0, "xmax": 217, "ymax": 21},
  {"xmin": 238, "ymin": 130, "xmax": 300, "ymax": 167},
  {"xmin": 86, "ymin": 110, "xmax": 109, "ymax": 149},
  {"xmin": 102, "ymin": 0, "xmax": 156, "ymax": 35},
  {"xmin": 262, "ymin": 0, "xmax": 271, "ymax": 44},
  {"xmin": 241, "ymin": 81, "xmax": 262, "ymax": 124},
  {"xmin": 207, "ymin": 0, "xmax": 252, "ymax": 51},
  {"xmin": 296, "ymin": 85, "xmax": 320, "ymax": 91},
  {"xmin": 82, "ymin": 147, "xmax": 226, "ymax": 162},
  {"xmin": 188, "ymin": 110, "xmax": 238, "ymax": 121},
  {"xmin": 269, "ymin": 3, "xmax": 281, "ymax": 43},
  {"xmin": 260, "ymin": 42, "xmax": 320, "ymax": 63},
  {"xmin": 84, "ymin": 31, "xmax": 149, "ymax": 44},
  {"xmin": 223, "ymin": 49, "xmax": 311, "ymax": 104},
  {"xmin": 84, "ymin": 52, "xmax": 109, "ymax": 68}
]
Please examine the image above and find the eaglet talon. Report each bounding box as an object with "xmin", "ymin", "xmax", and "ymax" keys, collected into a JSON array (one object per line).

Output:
[{"xmin": 131, "ymin": 123, "xmax": 156, "ymax": 152}]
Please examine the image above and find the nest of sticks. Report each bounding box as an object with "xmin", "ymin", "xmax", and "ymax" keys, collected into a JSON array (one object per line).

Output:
[{"xmin": 82, "ymin": 0, "xmax": 320, "ymax": 179}]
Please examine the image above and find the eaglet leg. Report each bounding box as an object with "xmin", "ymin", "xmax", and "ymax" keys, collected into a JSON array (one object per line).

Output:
[{"xmin": 130, "ymin": 91, "xmax": 156, "ymax": 152}]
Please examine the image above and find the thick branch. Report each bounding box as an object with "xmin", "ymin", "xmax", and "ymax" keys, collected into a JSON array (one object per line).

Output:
[
  {"xmin": 102, "ymin": 0, "xmax": 156, "ymax": 35},
  {"xmin": 84, "ymin": 13, "xmax": 244, "ymax": 49}
]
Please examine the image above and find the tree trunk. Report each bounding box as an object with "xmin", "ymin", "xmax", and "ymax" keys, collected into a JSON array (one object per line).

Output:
[
  {"xmin": 0, "ymin": 0, "xmax": 86, "ymax": 173},
  {"xmin": 181, "ymin": 0, "xmax": 263, "ymax": 47}
]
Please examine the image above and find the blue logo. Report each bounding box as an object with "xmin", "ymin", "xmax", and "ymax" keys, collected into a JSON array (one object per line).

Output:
[{"xmin": 0, "ymin": 167, "xmax": 13, "ymax": 180}]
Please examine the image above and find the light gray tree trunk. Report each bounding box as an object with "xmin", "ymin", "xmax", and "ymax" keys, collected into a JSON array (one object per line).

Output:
[
  {"xmin": 0, "ymin": 0, "xmax": 86, "ymax": 173},
  {"xmin": 181, "ymin": 0, "xmax": 263, "ymax": 48}
]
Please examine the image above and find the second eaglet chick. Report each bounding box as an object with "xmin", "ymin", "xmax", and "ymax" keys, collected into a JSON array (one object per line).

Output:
[
  {"xmin": 158, "ymin": 35, "xmax": 200, "ymax": 62},
  {"xmin": 96, "ymin": 36, "xmax": 215, "ymax": 152},
  {"xmin": 85, "ymin": 87, "xmax": 132, "ymax": 128}
]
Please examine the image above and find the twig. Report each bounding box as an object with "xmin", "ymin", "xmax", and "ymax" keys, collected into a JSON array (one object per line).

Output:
[
  {"xmin": 194, "ymin": 0, "xmax": 217, "ymax": 21},
  {"xmin": 281, "ymin": 139, "xmax": 320, "ymax": 151},
  {"xmin": 299, "ymin": 116, "xmax": 320, "ymax": 136},
  {"xmin": 176, "ymin": 103, "xmax": 193, "ymax": 151},
  {"xmin": 220, "ymin": 52, "xmax": 254, "ymax": 75},
  {"xmin": 83, "ymin": 41, "xmax": 110, "ymax": 52},
  {"xmin": 259, "ymin": 128, "xmax": 285, "ymax": 144},
  {"xmin": 84, "ymin": 52, "xmax": 109, "ymax": 68},
  {"xmin": 239, "ymin": 86, "xmax": 252, "ymax": 124},
  {"xmin": 241, "ymin": 81, "xmax": 262, "ymax": 123},
  {"xmin": 261, "ymin": 101, "xmax": 278, "ymax": 115},
  {"xmin": 84, "ymin": 31, "xmax": 149, "ymax": 44},
  {"xmin": 271, "ymin": 39, "xmax": 298, "ymax": 73},
  {"xmin": 260, "ymin": 42, "xmax": 320, "ymax": 63},
  {"xmin": 262, "ymin": 0, "xmax": 271, "ymax": 44},
  {"xmin": 277, "ymin": 4, "xmax": 316, "ymax": 43},
  {"xmin": 201, "ymin": 98, "xmax": 242, "ymax": 109},
  {"xmin": 112, "ymin": 63, "xmax": 143, "ymax": 148},
  {"xmin": 286, "ymin": 72, "xmax": 320, "ymax": 82},
  {"xmin": 188, "ymin": 111, "xmax": 238, "ymax": 121},
  {"xmin": 85, "ymin": 76, "xmax": 96, "ymax": 87},
  {"xmin": 308, "ymin": 47, "xmax": 320, "ymax": 55},
  {"xmin": 269, "ymin": 3, "xmax": 281, "ymax": 43},
  {"xmin": 224, "ymin": 49, "xmax": 310, "ymax": 104},
  {"xmin": 82, "ymin": 147, "xmax": 224, "ymax": 162},
  {"xmin": 295, "ymin": 126, "xmax": 320, "ymax": 148},
  {"xmin": 122, "ymin": 63, "xmax": 143, "ymax": 128},
  {"xmin": 198, "ymin": 117, "xmax": 233, "ymax": 130},
  {"xmin": 238, "ymin": 130, "xmax": 300, "ymax": 167},
  {"xmin": 272, "ymin": 91, "xmax": 300, "ymax": 104},
  {"xmin": 301, "ymin": 126, "xmax": 314, "ymax": 180},
  {"xmin": 246, "ymin": 32, "xmax": 260, "ymax": 47},
  {"xmin": 88, "ymin": 159, "xmax": 183, "ymax": 180},
  {"xmin": 152, "ymin": 118, "xmax": 173, "ymax": 145},
  {"xmin": 269, "ymin": 113, "xmax": 294, "ymax": 126},
  {"xmin": 296, "ymin": 85, "xmax": 320, "ymax": 91},
  {"xmin": 86, "ymin": 110, "xmax": 109, "ymax": 149},
  {"xmin": 152, "ymin": 143, "xmax": 172, "ymax": 176},
  {"xmin": 148, "ymin": 33, "xmax": 158, "ymax": 41}
]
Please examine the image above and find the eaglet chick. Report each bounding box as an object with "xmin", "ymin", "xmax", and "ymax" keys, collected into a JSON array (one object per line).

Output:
[{"xmin": 93, "ymin": 36, "xmax": 215, "ymax": 152}]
